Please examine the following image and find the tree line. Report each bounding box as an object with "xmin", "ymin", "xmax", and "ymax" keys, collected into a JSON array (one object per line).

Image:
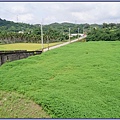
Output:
[
  {"xmin": 0, "ymin": 18, "xmax": 88, "ymax": 44},
  {"xmin": 1, "ymin": 18, "xmax": 120, "ymax": 43},
  {"xmin": 86, "ymin": 23, "xmax": 120, "ymax": 41}
]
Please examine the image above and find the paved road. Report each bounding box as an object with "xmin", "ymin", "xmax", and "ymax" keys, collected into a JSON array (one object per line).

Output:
[{"xmin": 43, "ymin": 35, "xmax": 87, "ymax": 52}]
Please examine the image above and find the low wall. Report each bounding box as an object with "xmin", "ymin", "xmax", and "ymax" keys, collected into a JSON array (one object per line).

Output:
[{"xmin": 0, "ymin": 50, "xmax": 42, "ymax": 66}]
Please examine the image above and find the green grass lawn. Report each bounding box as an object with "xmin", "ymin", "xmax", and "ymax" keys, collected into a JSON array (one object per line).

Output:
[
  {"xmin": 0, "ymin": 41, "xmax": 120, "ymax": 118},
  {"xmin": 0, "ymin": 42, "xmax": 63, "ymax": 51}
]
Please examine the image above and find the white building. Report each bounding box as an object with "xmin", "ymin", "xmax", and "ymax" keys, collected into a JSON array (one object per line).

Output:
[
  {"xmin": 18, "ymin": 31, "xmax": 24, "ymax": 34},
  {"xmin": 70, "ymin": 33, "xmax": 84, "ymax": 37}
]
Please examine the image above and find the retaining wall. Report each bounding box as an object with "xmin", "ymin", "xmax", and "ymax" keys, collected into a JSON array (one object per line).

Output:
[{"xmin": 0, "ymin": 50, "xmax": 42, "ymax": 66}]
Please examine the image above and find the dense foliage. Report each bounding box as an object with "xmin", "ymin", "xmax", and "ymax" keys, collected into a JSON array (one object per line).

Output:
[
  {"xmin": 0, "ymin": 41, "xmax": 120, "ymax": 118},
  {"xmin": 0, "ymin": 18, "xmax": 87, "ymax": 44},
  {"xmin": 86, "ymin": 23, "xmax": 120, "ymax": 41},
  {"xmin": 0, "ymin": 18, "xmax": 35, "ymax": 33},
  {"xmin": 1, "ymin": 18, "xmax": 120, "ymax": 43}
]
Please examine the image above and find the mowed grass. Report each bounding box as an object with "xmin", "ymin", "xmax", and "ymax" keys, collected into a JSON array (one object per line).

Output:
[
  {"xmin": 0, "ymin": 42, "xmax": 63, "ymax": 51},
  {"xmin": 0, "ymin": 41, "xmax": 120, "ymax": 118}
]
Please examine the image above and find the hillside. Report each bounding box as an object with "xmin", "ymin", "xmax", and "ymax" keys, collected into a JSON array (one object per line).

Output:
[
  {"xmin": 0, "ymin": 41, "xmax": 120, "ymax": 118},
  {"xmin": 1, "ymin": 18, "xmax": 120, "ymax": 44},
  {"xmin": 0, "ymin": 18, "xmax": 35, "ymax": 33},
  {"xmin": 0, "ymin": 18, "xmax": 87, "ymax": 33},
  {"xmin": 0, "ymin": 18, "xmax": 84, "ymax": 44}
]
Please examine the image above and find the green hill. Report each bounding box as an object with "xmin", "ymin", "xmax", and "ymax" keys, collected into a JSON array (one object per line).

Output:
[
  {"xmin": 0, "ymin": 41, "xmax": 120, "ymax": 118},
  {"xmin": 0, "ymin": 18, "xmax": 35, "ymax": 33}
]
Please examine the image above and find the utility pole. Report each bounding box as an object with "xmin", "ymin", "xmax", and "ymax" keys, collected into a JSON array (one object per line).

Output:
[
  {"xmin": 83, "ymin": 26, "xmax": 85, "ymax": 35},
  {"xmin": 41, "ymin": 23, "xmax": 44, "ymax": 50},
  {"xmin": 47, "ymin": 36, "xmax": 49, "ymax": 50},
  {"xmin": 17, "ymin": 15, "xmax": 18, "ymax": 23},
  {"xmin": 83, "ymin": 26, "xmax": 84, "ymax": 34},
  {"xmin": 78, "ymin": 28, "xmax": 79, "ymax": 39},
  {"xmin": 69, "ymin": 28, "xmax": 71, "ymax": 42}
]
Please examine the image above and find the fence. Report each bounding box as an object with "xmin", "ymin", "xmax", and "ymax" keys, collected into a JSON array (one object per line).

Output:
[{"xmin": 0, "ymin": 50, "xmax": 42, "ymax": 66}]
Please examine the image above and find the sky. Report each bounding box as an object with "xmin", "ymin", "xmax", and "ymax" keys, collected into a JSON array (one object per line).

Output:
[{"xmin": 0, "ymin": 2, "xmax": 120, "ymax": 25}]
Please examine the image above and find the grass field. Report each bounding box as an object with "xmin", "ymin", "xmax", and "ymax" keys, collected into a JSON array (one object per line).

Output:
[
  {"xmin": 0, "ymin": 41, "xmax": 120, "ymax": 118},
  {"xmin": 0, "ymin": 42, "xmax": 63, "ymax": 51}
]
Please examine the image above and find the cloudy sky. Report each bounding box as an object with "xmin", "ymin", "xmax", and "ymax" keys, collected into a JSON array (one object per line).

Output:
[{"xmin": 0, "ymin": 2, "xmax": 120, "ymax": 25}]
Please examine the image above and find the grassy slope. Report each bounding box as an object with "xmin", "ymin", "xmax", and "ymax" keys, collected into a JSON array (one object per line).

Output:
[
  {"xmin": 0, "ymin": 41, "xmax": 120, "ymax": 118},
  {"xmin": 0, "ymin": 42, "xmax": 63, "ymax": 51}
]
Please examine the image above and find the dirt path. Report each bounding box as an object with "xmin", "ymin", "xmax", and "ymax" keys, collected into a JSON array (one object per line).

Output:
[
  {"xmin": 43, "ymin": 36, "xmax": 87, "ymax": 52},
  {"xmin": 0, "ymin": 91, "xmax": 50, "ymax": 118}
]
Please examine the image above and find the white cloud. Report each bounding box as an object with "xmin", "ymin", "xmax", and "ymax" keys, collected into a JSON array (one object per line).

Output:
[
  {"xmin": 11, "ymin": 6, "xmax": 29, "ymax": 14},
  {"xmin": 11, "ymin": 13, "xmax": 34, "ymax": 23},
  {"xmin": 0, "ymin": 2, "xmax": 120, "ymax": 24}
]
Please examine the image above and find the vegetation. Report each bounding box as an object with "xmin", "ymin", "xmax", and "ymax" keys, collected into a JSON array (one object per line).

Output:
[
  {"xmin": 1, "ymin": 18, "xmax": 120, "ymax": 43},
  {"xmin": 0, "ymin": 18, "xmax": 84, "ymax": 44},
  {"xmin": 0, "ymin": 41, "xmax": 120, "ymax": 118},
  {"xmin": 0, "ymin": 90, "xmax": 50, "ymax": 118},
  {"xmin": 86, "ymin": 23, "xmax": 120, "ymax": 41},
  {"xmin": 0, "ymin": 42, "xmax": 63, "ymax": 51},
  {"xmin": 0, "ymin": 18, "xmax": 35, "ymax": 33}
]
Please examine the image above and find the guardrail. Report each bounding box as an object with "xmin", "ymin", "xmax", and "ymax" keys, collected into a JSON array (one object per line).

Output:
[{"xmin": 0, "ymin": 50, "xmax": 42, "ymax": 66}]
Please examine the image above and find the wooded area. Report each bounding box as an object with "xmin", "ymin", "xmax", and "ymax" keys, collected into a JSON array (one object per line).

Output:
[
  {"xmin": 0, "ymin": 18, "xmax": 82, "ymax": 44},
  {"xmin": 86, "ymin": 23, "xmax": 120, "ymax": 41},
  {"xmin": 0, "ymin": 18, "xmax": 120, "ymax": 44}
]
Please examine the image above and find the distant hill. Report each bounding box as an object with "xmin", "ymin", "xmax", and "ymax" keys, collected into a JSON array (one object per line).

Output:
[
  {"xmin": 0, "ymin": 18, "xmax": 105, "ymax": 44},
  {"xmin": 0, "ymin": 18, "xmax": 36, "ymax": 33},
  {"xmin": 0, "ymin": 18, "xmax": 102, "ymax": 34}
]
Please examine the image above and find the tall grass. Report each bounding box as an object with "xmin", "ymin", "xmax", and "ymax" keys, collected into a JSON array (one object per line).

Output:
[{"xmin": 0, "ymin": 42, "xmax": 63, "ymax": 51}]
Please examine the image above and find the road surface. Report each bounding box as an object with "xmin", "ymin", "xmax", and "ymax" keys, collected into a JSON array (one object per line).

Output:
[{"xmin": 43, "ymin": 35, "xmax": 87, "ymax": 52}]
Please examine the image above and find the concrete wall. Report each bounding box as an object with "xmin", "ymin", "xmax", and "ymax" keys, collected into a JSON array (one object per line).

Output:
[{"xmin": 0, "ymin": 50, "xmax": 42, "ymax": 66}]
